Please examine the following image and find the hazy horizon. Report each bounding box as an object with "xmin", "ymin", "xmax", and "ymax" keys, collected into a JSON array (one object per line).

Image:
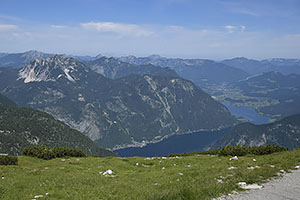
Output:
[
  {"xmin": 1, "ymin": 0, "xmax": 300, "ymax": 60},
  {"xmin": 1, "ymin": 49, "xmax": 300, "ymax": 62}
]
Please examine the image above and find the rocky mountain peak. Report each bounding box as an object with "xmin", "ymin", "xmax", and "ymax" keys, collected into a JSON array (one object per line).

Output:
[
  {"xmin": 94, "ymin": 54, "xmax": 104, "ymax": 60},
  {"xmin": 18, "ymin": 55, "xmax": 86, "ymax": 83},
  {"xmin": 21, "ymin": 50, "xmax": 52, "ymax": 61}
]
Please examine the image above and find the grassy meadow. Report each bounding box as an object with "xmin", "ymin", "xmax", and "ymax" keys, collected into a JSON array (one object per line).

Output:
[{"xmin": 1, "ymin": 149, "xmax": 300, "ymax": 200}]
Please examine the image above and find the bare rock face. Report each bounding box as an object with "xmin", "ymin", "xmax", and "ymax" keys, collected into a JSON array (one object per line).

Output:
[
  {"xmin": 1, "ymin": 55, "xmax": 236, "ymax": 149},
  {"xmin": 18, "ymin": 55, "xmax": 84, "ymax": 83}
]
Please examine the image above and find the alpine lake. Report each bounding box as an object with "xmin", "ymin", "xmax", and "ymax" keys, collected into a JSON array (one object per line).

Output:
[{"xmin": 115, "ymin": 103, "xmax": 271, "ymax": 157}]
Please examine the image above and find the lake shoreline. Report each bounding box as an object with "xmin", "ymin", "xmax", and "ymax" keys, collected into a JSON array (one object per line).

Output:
[
  {"xmin": 114, "ymin": 102, "xmax": 272, "ymax": 157},
  {"xmin": 114, "ymin": 128, "xmax": 231, "ymax": 157},
  {"xmin": 111, "ymin": 126, "xmax": 233, "ymax": 151},
  {"xmin": 222, "ymin": 102, "xmax": 271, "ymax": 125}
]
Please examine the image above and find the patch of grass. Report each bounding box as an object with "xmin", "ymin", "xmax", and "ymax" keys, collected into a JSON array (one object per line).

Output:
[{"xmin": 0, "ymin": 149, "xmax": 300, "ymax": 199}]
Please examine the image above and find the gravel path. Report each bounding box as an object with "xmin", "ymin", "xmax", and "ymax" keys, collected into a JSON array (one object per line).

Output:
[{"xmin": 218, "ymin": 169, "xmax": 300, "ymax": 200}]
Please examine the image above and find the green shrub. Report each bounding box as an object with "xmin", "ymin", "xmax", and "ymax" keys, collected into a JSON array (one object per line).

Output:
[
  {"xmin": 201, "ymin": 145, "xmax": 288, "ymax": 156},
  {"xmin": 218, "ymin": 145, "xmax": 249, "ymax": 156},
  {"xmin": 168, "ymin": 145, "xmax": 288, "ymax": 157},
  {"xmin": 22, "ymin": 146, "xmax": 87, "ymax": 160},
  {"xmin": 0, "ymin": 155, "xmax": 18, "ymax": 165}
]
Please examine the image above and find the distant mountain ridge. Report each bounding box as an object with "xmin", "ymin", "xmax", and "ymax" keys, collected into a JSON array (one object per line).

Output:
[
  {"xmin": 222, "ymin": 57, "xmax": 300, "ymax": 75},
  {"xmin": 1, "ymin": 51, "xmax": 299, "ymax": 77},
  {"xmin": 0, "ymin": 55, "xmax": 236, "ymax": 149},
  {"xmin": 213, "ymin": 114, "xmax": 300, "ymax": 150},
  {"xmin": 0, "ymin": 50, "xmax": 53, "ymax": 68},
  {"xmin": 118, "ymin": 55, "xmax": 249, "ymax": 87},
  {"xmin": 86, "ymin": 57, "xmax": 178, "ymax": 79}
]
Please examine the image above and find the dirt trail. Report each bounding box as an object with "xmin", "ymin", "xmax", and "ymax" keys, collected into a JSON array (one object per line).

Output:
[{"xmin": 218, "ymin": 169, "xmax": 300, "ymax": 200}]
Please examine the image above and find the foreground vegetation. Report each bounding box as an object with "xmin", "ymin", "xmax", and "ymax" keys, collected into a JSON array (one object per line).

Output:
[
  {"xmin": 0, "ymin": 155, "xmax": 18, "ymax": 165},
  {"xmin": 22, "ymin": 146, "xmax": 87, "ymax": 160},
  {"xmin": 169, "ymin": 145, "xmax": 288, "ymax": 157},
  {"xmin": 0, "ymin": 149, "xmax": 300, "ymax": 200}
]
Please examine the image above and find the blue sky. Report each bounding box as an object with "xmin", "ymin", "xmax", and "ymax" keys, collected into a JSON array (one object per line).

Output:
[{"xmin": 0, "ymin": 0, "xmax": 299, "ymax": 59}]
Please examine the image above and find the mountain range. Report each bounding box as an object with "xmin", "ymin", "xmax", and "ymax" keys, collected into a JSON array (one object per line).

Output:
[
  {"xmin": 85, "ymin": 56, "xmax": 178, "ymax": 79},
  {"xmin": 0, "ymin": 55, "xmax": 236, "ymax": 149},
  {"xmin": 1, "ymin": 51, "xmax": 299, "ymax": 76},
  {"xmin": 222, "ymin": 57, "xmax": 300, "ymax": 75},
  {"xmin": 118, "ymin": 55, "xmax": 249, "ymax": 89},
  {"xmin": 1, "ymin": 51, "xmax": 300, "ymax": 152}
]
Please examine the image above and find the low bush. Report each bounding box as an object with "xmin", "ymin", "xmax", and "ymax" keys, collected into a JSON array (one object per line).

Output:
[
  {"xmin": 22, "ymin": 146, "xmax": 87, "ymax": 160},
  {"xmin": 168, "ymin": 145, "xmax": 288, "ymax": 157},
  {"xmin": 200, "ymin": 144, "xmax": 288, "ymax": 156},
  {"xmin": 218, "ymin": 145, "xmax": 249, "ymax": 156},
  {"xmin": 0, "ymin": 155, "xmax": 18, "ymax": 165}
]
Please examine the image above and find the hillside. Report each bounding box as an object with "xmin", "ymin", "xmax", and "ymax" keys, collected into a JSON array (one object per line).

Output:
[
  {"xmin": 0, "ymin": 55, "xmax": 236, "ymax": 149},
  {"xmin": 1, "ymin": 149, "xmax": 300, "ymax": 199},
  {"xmin": 213, "ymin": 114, "xmax": 300, "ymax": 150},
  {"xmin": 0, "ymin": 93, "xmax": 17, "ymax": 106},
  {"xmin": 233, "ymin": 71, "xmax": 300, "ymax": 118},
  {"xmin": 0, "ymin": 106, "xmax": 115, "ymax": 157},
  {"xmin": 86, "ymin": 57, "xmax": 178, "ymax": 79}
]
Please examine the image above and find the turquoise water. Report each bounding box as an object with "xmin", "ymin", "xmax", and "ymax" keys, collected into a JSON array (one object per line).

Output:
[{"xmin": 222, "ymin": 102, "xmax": 271, "ymax": 125}]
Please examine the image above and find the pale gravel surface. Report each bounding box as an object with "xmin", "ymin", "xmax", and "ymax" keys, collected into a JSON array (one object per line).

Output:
[{"xmin": 216, "ymin": 169, "xmax": 300, "ymax": 200}]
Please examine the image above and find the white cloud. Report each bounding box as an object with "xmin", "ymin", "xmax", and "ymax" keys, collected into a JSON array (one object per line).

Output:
[
  {"xmin": 51, "ymin": 25, "xmax": 67, "ymax": 29},
  {"xmin": 12, "ymin": 32, "xmax": 33, "ymax": 38},
  {"xmin": 241, "ymin": 25, "xmax": 246, "ymax": 32},
  {"xmin": 224, "ymin": 25, "xmax": 237, "ymax": 33},
  {"xmin": 167, "ymin": 25, "xmax": 184, "ymax": 30},
  {"xmin": 0, "ymin": 14, "xmax": 23, "ymax": 22},
  {"xmin": 0, "ymin": 24, "xmax": 18, "ymax": 31},
  {"xmin": 224, "ymin": 25, "xmax": 246, "ymax": 33},
  {"xmin": 235, "ymin": 9, "xmax": 260, "ymax": 17},
  {"xmin": 80, "ymin": 22, "xmax": 154, "ymax": 37}
]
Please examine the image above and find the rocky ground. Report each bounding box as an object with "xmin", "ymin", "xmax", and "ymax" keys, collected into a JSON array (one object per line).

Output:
[{"xmin": 218, "ymin": 167, "xmax": 300, "ymax": 200}]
